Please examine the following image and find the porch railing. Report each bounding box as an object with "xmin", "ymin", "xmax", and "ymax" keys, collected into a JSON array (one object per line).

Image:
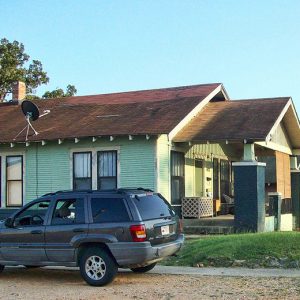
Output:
[{"xmin": 182, "ymin": 197, "xmax": 213, "ymax": 218}]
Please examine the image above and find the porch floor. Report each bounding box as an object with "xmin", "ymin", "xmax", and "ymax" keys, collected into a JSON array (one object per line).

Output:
[{"xmin": 183, "ymin": 215, "xmax": 234, "ymax": 234}]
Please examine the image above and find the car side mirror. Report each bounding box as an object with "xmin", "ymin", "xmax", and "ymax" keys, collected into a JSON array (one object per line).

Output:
[{"xmin": 4, "ymin": 217, "xmax": 13, "ymax": 228}]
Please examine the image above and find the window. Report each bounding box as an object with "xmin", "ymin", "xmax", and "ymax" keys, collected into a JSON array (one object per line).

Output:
[
  {"xmin": 97, "ymin": 151, "xmax": 117, "ymax": 190},
  {"xmin": 133, "ymin": 194, "xmax": 175, "ymax": 220},
  {"xmin": 220, "ymin": 159, "xmax": 230, "ymax": 197},
  {"xmin": 52, "ymin": 198, "xmax": 85, "ymax": 225},
  {"xmin": 91, "ymin": 198, "xmax": 129, "ymax": 223},
  {"xmin": 6, "ymin": 156, "xmax": 23, "ymax": 207},
  {"xmin": 171, "ymin": 151, "xmax": 185, "ymax": 205},
  {"xmin": 14, "ymin": 200, "xmax": 50, "ymax": 227},
  {"xmin": 73, "ymin": 152, "xmax": 92, "ymax": 190},
  {"xmin": 213, "ymin": 158, "xmax": 219, "ymax": 199}
]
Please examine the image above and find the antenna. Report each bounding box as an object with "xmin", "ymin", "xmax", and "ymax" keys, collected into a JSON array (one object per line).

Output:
[{"xmin": 14, "ymin": 100, "xmax": 50, "ymax": 141}]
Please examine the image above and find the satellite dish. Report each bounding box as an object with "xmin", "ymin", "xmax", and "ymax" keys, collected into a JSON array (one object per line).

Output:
[
  {"xmin": 21, "ymin": 100, "xmax": 40, "ymax": 121},
  {"xmin": 14, "ymin": 100, "xmax": 51, "ymax": 141}
]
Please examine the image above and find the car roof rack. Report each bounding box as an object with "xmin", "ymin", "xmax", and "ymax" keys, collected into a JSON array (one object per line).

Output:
[{"xmin": 40, "ymin": 187, "xmax": 154, "ymax": 198}]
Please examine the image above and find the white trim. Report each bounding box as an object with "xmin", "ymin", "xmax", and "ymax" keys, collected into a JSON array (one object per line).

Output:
[
  {"xmin": 291, "ymin": 169, "xmax": 300, "ymax": 173},
  {"xmin": 268, "ymin": 192, "xmax": 282, "ymax": 196},
  {"xmin": 255, "ymin": 141, "xmax": 292, "ymax": 155},
  {"xmin": 0, "ymin": 151, "xmax": 26, "ymax": 208},
  {"xmin": 70, "ymin": 146, "xmax": 120, "ymax": 190},
  {"xmin": 232, "ymin": 161, "xmax": 266, "ymax": 167},
  {"xmin": 266, "ymin": 99, "xmax": 292, "ymax": 142},
  {"xmin": 169, "ymin": 84, "xmax": 224, "ymax": 141}
]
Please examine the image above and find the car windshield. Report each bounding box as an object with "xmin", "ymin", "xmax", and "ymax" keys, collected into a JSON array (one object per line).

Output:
[{"xmin": 133, "ymin": 194, "xmax": 175, "ymax": 220}]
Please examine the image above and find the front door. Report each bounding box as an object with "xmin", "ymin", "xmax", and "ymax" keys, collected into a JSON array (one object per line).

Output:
[
  {"xmin": 45, "ymin": 196, "xmax": 88, "ymax": 262},
  {"xmin": 195, "ymin": 159, "xmax": 204, "ymax": 196},
  {"xmin": 0, "ymin": 200, "xmax": 50, "ymax": 262}
]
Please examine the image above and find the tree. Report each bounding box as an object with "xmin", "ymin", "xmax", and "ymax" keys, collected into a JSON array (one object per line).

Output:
[
  {"xmin": 42, "ymin": 84, "xmax": 77, "ymax": 99},
  {"xmin": 0, "ymin": 38, "xmax": 49, "ymax": 100}
]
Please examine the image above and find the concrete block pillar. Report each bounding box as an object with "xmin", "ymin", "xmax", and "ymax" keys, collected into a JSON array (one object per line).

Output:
[
  {"xmin": 268, "ymin": 192, "xmax": 282, "ymax": 231},
  {"xmin": 233, "ymin": 161, "xmax": 266, "ymax": 232},
  {"xmin": 291, "ymin": 170, "xmax": 300, "ymax": 230}
]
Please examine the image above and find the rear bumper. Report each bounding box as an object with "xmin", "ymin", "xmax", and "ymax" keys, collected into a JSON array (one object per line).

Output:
[{"xmin": 107, "ymin": 234, "xmax": 184, "ymax": 267}]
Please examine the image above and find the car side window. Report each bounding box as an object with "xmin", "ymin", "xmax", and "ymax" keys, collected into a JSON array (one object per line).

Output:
[
  {"xmin": 51, "ymin": 198, "xmax": 85, "ymax": 225},
  {"xmin": 14, "ymin": 201, "xmax": 50, "ymax": 227},
  {"xmin": 91, "ymin": 198, "xmax": 130, "ymax": 223}
]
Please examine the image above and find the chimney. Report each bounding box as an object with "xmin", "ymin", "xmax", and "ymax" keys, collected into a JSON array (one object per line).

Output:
[{"xmin": 12, "ymin": 81, "xmax": 26, "ymax": 101}]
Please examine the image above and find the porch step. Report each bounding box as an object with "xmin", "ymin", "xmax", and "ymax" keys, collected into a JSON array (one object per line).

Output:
[{"xmin": 184, "ymin": 225, "xmax": 235, "ymax": 235}]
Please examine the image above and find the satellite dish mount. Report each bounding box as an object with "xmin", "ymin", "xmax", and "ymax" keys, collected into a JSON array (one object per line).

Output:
[{"xmin": 14, "ymin": 100, "xmax": 50, "ymax": 141}]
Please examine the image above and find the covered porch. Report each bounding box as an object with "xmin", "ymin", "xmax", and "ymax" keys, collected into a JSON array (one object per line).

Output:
[{"xmin": 170, "ymin": 97, "xmax": 300, "ymax": 233}]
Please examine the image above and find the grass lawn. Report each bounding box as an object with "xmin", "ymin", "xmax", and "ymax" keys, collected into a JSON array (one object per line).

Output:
[{"xmin": 161, "ymin": 232, "xmax": 300, "ymax": 268}]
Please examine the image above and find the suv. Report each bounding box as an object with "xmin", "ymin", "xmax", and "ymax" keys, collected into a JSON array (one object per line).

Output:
[{"xmin": 0, "ymin": 188, "xmax": 184, "ymax": 286}]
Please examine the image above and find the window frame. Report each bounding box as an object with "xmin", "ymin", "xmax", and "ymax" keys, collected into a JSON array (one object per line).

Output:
[
  {"xmin": 97, "ymin": 150, "xmax": 118, "ymax": 190},
  {"xmin": 12, "ymin": 199, "xmax": 51, "ymax": 227},
  {"xmin": 6, "ymin": 155, "xmax": 23, "ymax": 207},
  {"xmin": 51, "ymin": 197, "xmax": 86, "ymax": 225},
  {"xmin": 72, "ymin": 151, "xmax": 92, "ymax": 190}
]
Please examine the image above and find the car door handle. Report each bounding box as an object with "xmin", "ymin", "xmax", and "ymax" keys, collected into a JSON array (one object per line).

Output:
[
  {"xmin": 31, "ymin": 230, "xmax": 43, "ymax": 235},
  {"xmin": 73, "ymin": 228, "xmax": 85, "ymax": 233}
]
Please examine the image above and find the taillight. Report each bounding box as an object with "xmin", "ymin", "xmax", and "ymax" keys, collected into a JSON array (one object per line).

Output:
[{"xmin": 130, "ymin": 224, "xmax": 147, "ymax": 242}]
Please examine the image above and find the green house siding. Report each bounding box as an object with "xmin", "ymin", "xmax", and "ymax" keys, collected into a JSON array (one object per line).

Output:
[
  {"xmin": 0, "ymin": 136, "xmax": 156, "ymax": 206},
  {"xmin": 26, "ymin": 144, "xmax": 70, "ymax": 201},
  {"xmin": 184, "ymin": 143, "xmax": 234, "ymax": 197}
]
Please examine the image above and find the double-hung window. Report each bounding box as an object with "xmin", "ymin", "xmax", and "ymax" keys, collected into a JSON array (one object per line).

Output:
[
  {"xmin": 97, "ymin": 151, "xmax": 117, "ymax": 190},
  {"xmin": 73, "ymin": 152, "xmax": 92, "ymax": 190},
  {"xmin": 6, "ymin": 156, "xmax": 23, "ymax": 207}
]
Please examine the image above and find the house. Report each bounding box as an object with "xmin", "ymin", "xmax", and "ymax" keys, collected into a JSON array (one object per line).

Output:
[{"xmin": 1, "ymin": 82, "xmax": 300, "ymax": 232}]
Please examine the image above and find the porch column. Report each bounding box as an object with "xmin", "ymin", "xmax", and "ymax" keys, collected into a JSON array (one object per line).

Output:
[
  {"xmin": 233, "ymin": 154, "xmax": 266, "ymax": 232},
  {"xmin": 291, "ymin": 170, "xmax": 300, "ymax": 230}
]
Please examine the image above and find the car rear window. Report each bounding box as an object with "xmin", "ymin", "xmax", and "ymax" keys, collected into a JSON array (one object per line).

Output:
[
  {"xmin": 133, "ymin": 194, "xmax": 175, "ymax": 220},
  {"xmin": 91, "ymin": 198, "xmax": 130, "ymax": 223}
]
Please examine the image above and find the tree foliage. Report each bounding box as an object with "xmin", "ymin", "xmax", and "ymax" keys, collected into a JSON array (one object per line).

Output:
[
  {"xmin": 42, "ymin": 84, "xmax": 77, "ymax": 99},
  {"xmin": 0, "ymin": 38, "xmax": 49, "ymax": 100}
]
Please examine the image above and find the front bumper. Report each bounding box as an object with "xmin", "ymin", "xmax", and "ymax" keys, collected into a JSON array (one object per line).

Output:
[{"xmin": 107, "ymin": 234, "xmax": 184, "ymax": 267}]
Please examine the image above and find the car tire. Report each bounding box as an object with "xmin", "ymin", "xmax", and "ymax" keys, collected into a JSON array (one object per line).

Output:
[
  {"xmin": 79, "ymin": 247, "xmax": 117, "ymax": 286},
  {"xmin": 131, "ymin": 263, "xmax": 157, "ymax": 273},
  {"xmin": 0, "ymin": 265, "xmax": 4, "ymax": 273}
]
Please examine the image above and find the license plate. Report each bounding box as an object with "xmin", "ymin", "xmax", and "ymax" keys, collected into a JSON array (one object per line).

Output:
[{"xmin": 161, "ymin": 225, "xmax": 170, "ymax": 235}]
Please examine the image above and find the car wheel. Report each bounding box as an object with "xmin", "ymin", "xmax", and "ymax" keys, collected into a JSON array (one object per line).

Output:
[
  {"xmin": 131, "ymin": 263, "xmax": 157, "ymax": 273},
  {"xmin": 0, "ymin": 265, "xmax": 4, "ymax": 273},
  {"xmin": 79, "ymin": 247, "xmax": 117, "ymax": 286}
]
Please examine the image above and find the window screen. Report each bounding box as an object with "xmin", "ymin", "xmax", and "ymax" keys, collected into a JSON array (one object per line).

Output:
[
  {"xmin": 6, "ymin": 156, "xmax": 23, "ymax": 206},
  {"xmin": 91, "ymin": 198, "xmax": 129, "ymax": 222},
  {"xmin": 73, "ymin": 152, "xmax": 92, "ymax": 190},
  {"xmin": 97, "ymin": 151, "xmax": 117, "ymax": 190}
]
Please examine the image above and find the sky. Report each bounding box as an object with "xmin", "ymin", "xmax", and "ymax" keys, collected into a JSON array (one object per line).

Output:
[{"xmin": 1, "ymin": 0, "xmax": 300, "ymax": 113}]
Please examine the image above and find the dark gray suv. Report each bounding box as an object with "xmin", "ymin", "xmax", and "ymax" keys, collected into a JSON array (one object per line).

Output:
[{"xmin": 0, "ymin": 188, "xmax": 184, "ymax": 286}]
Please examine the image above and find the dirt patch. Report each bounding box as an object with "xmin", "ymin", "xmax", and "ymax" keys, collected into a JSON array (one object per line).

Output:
[{"xmin": 0, "ymin": 267, "xmax": 300, "ymax": 299}]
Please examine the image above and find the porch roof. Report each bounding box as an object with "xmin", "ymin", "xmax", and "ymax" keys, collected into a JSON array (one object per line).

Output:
[{"xmin": 173, "ymin": 97, "xmax": 296, "ymax": 144}]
